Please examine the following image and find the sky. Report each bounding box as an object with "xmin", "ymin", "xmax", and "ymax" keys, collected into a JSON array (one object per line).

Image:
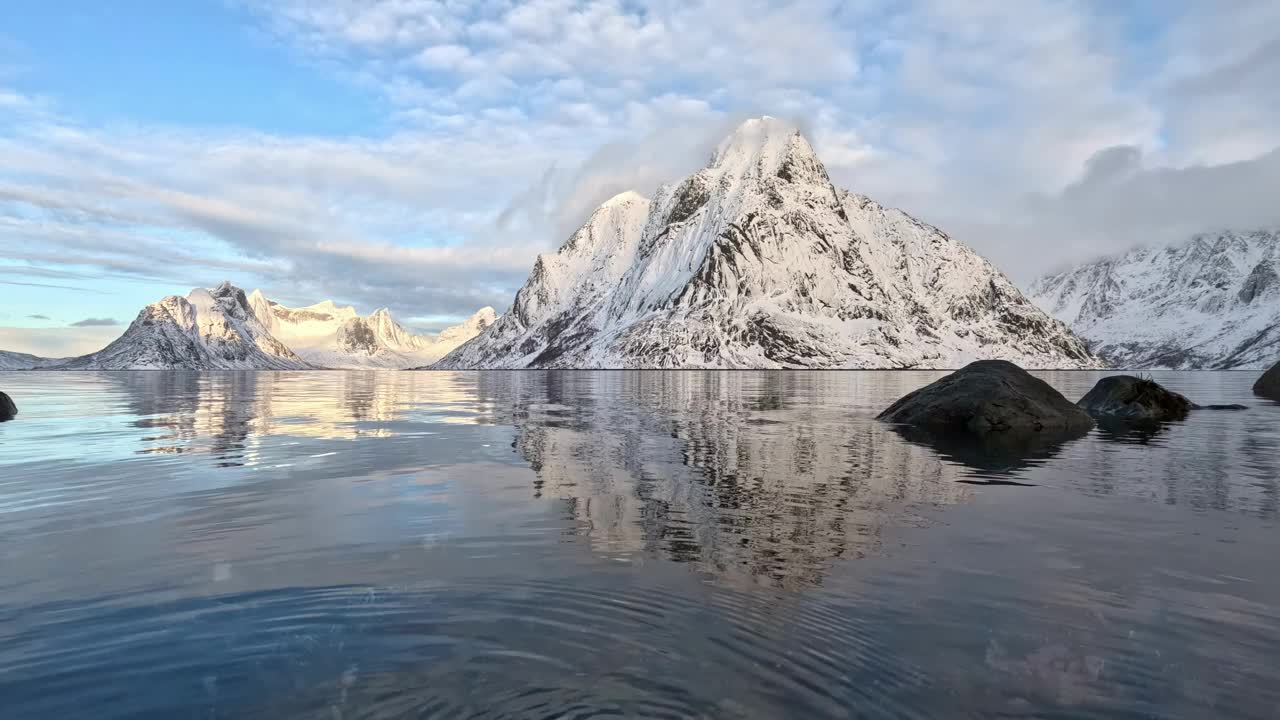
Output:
[{"xmin": 2, "ymin": 0, "xmax": 1278, "ymax": 357}]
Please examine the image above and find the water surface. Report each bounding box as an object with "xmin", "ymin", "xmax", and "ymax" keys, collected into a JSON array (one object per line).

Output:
[{"xmin": 1, "ymin": 370, "xmax": 1278, "ymax": 718}]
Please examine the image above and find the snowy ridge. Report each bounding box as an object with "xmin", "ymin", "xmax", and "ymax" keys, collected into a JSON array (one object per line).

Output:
[
  {"xmin": 58, "ymin": 282, "xmax": 311, "ymax": 370},
  {"xmin": 13, "ymin": 283, "xmax": 497, "ymax": 371},
  {"xmin": 251, "ymin": 292, "xmax": 496, "ymax": 369},
  {"xmin": 0, "ymin": 350, "xmax": 56, "ymax": 370},
  {"xmin": 1028, "ymin": 229, "xmax": 1280, "ymax": 369},
  {"xmin": 437, "ymin": 116, "xmax": 1098, "ymax": 370}
]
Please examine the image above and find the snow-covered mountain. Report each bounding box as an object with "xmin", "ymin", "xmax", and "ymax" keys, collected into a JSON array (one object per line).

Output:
[
  {"xmin": 57, "ymin": 282, "xmax": 312, "ymax": 370},
  {"xmin": 436, "ymin": 116, "xmax": 1098, "ymax": 370},
  {"xmin": 1027, "ymin": 229, "xmax": 1280, "ymax": 369},
  {"xmin": 8, "ymin": 282, "xmax": 496, "ymax": 371},
  {"xmin": 249, "ymin": 291, "xmax": 496, "ymax": 369},
  {"xmin": 0, "ymin": 350, "xmax": 55, "ymax": 370}
]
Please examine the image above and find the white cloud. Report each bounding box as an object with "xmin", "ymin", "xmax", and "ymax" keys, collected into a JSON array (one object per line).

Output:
[{"xmin": 415, "ymin": 43, "xmax": 472, "ymax": 71}]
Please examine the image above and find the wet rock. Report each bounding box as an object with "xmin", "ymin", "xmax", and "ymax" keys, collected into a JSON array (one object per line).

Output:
[
  {"xmin": 0, "ymin": 391, "xmax": 16, "ymax": 421},
  {"xmin": 1255, "ymin": 361, "xmax": 1280, "ymax": 400},
  {"xmin": 1077, "ymin": 375, "xmax": 1194, "ymax": 421},
  {"xmin": 878, "ymin": 360, "xmax": 1095, "ymax": 435},
  {"xmin": 1079, "ymin": 375, "xmax": 1248, "ymax": 420}
]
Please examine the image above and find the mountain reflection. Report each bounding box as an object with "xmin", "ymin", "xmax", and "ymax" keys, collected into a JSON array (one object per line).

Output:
[
  {"xmin": 91, "ymin": 369, "xmax": 1280, "ymax": 590},
  {"xmin": 475, "ymin": 371, "xmax": 973, "ymax": 588},
  {"xmin": 887, "ymin": 424, "xmax": 1086, "ymax": 479},
  {"xmin": 108, "ymin": 371, "xmax": 488, "ymax": 463}
]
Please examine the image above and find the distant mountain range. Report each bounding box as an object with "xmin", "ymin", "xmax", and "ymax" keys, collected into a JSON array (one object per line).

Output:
[
  {"xmin": 249, "ymin": 291, "xmax": 496, "ymax": 369},
  {"xmin": 1028, "ymin": 229, "xmax": 1280, "ymax": 369},
  {"xmin": 436, "ymin": 116, "xmax": 1098, "ymax": 369},
  {"xmin": 7, "ymin": 282, "xmax": 495, "ymax": 370},
  {"xmin": 0, "ymin": 350, "xmax": 48, "ymax": 371}
]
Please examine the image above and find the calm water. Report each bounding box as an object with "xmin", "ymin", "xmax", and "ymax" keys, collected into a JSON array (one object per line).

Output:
[{"xmin": 1, "ymin": 370, "xmax": 1278, "ymax": 719}]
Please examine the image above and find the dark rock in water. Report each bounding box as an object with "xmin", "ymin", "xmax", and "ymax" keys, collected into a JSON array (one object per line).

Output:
[
  {"xmin": 1077, "ymin": 375, "xmax": 1194, "ymax": 421},
  {"xmin": 1079, "ymin": 375, "xmax": 1249, "ymax": 420},
  {"xmin": 1255, "ymin": 361, "xmax": 1280, "ymax": 400},
  {"xmin": 878, "ymin": 360, "xmax": 1095, "ymax": 435},
  {"xmin": 0, "ymin": 391, "xmax": 16, "ymax": 421}
]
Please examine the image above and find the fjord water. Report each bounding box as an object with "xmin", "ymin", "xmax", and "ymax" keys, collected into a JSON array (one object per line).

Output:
[{"xmin": 2, "ymin": 371, "xmax": 1277, "ymax": 719}]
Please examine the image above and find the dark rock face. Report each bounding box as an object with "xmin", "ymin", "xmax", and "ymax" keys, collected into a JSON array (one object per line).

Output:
[
  {"xmin": 0, "ymin": 391, "xmax": 16, "ymax": 421},
  {"xmin": 1077, "ymin": 375, "xmax": 1194, "ymax": 421},
  {"xmin": 337, "ymin": 318, "xmax": 379, "ymax": 354},
  {"xmin": 1238, "ymin": 260, "xmax": 1278, "ymax": 304},
  {"xmin": 877, "ymin": 360, "xmax": 1095, "ymax": 435},
  {"xmin": 1256, "ymin": 361, "xmax": 1280, "ymax": 400}
]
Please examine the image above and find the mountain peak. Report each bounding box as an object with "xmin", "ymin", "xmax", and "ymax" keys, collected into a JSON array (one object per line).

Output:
[
  {"xmin": 708, "ymin": 116, "xmax": 814, "ymax": 180},
  {"xmin": 463, "ymin": 306, "xmax": 498, "ymax": 330},
  {"xmin": 600, "ymin": 190, "xmax": 648, "ymax": 209},
  {"xmin": 58, "ymin": 282, "xmax": 308, "ymax": 370},
  {"xmin": 295, "ymin": 299, "xmax": 358, "ymax": 319},
  {"xmin": 435, "ymin": 306, "xmax": 501, "ymax": 347}
]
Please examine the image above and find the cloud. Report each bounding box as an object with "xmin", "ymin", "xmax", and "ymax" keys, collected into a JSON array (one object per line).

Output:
[
  {"xmin": 69, "ymin": 317, "xmax": 120, "ymax": 327},
  {"xmin": 0, "ymin": 326, "xmax": 120, "ymax": 358},
  {"xmin": 1, "ymin": 0, "xmax": 1277, "ymax": 324},
  {"xmin": 1155, "ymin": 0, "xmax": 1280, "ymax": 165},
  {"xmin": 935, "ymin": 145, "xmax": 1280, "ymax": 280},
  {"xmin": 27, "ymin": 314, "xmax": 50, "ymax": 320}
]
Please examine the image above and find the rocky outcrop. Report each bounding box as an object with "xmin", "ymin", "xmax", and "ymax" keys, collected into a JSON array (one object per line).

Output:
[
  {"xmin": 877, "ymin": 361, "xmax": 1094, "ymax": 474},
  {"xmin": 1078, "ymin": 375, "xmax": 1249, "ymax": 419},
  {"xmin": 0, "ymin": 391, "xmax": 16, "ymax": 421},
  {"xmin": 878, "ymin": 360, "xmax": 1095, "ymax": 435},
  {"xmin": 1077, "ymin": 376, "xmax": 1194, "ymax": 421},
  {"xmin": 1256, "ymin": 361, "xmax": 1280, "ymax": 400}
]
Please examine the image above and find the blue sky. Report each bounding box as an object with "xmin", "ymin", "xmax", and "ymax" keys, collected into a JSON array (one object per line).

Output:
[
  {"xmin": 2, "ymin": 0, "xmax": 1278, "ymax": 357},
  {"xmin": 4, "ymin": 2, "xmax": 381, "ymax": 134}
]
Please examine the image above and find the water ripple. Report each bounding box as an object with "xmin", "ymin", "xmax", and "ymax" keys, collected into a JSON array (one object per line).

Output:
[{"xmin": 1, "ymin": 369, "xmax": 1278, "ymax": 718}]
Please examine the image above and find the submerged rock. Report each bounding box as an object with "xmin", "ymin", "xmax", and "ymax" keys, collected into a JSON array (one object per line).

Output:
[
  {"xmin": 1077, "ymin": 375, "xmax": 1194, "ymax": 421},
  {"xmin": 877, "ymin": 360, "xmax": 1095, "ymax": 435},
  {"xmin": 0, "ymin": 391, "xmax": 16, "ymax": 421},
  {"xmin": 1255, "ymin": 361, "xmax": 1280, "ymax": 400},
  {"xmin": 1079, "ymin": 375, "xmax": 1248, "ymax": 419}
]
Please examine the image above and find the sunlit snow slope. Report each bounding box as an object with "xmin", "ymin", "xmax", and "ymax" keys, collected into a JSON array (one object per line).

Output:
[{"xmin": 250, "ymin": 291, "xmax": 496, "ymax": 369}]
